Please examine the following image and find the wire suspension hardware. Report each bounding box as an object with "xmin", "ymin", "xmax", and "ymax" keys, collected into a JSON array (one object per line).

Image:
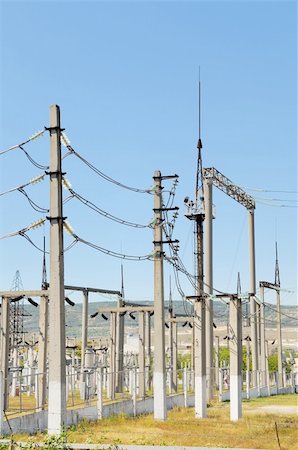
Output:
[{"xmin": 0, "ymin": 129, "xmax": 45, "ymax": 156}]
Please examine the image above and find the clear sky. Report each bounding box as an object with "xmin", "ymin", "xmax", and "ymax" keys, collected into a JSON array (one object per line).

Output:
[{"xmin": 0, "ymin": 1, "xmax": 297, "ymax": 307}]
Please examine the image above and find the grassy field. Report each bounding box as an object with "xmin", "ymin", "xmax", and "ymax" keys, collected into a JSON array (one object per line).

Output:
[{"xmin": 8, "ymin": 393, "xmax": 297, "ymax": 449}]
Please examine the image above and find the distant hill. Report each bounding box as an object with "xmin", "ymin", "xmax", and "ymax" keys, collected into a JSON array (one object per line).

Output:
[{"xmin": 21, "ymin": 299, "xmax": 298, "ymax": 339}]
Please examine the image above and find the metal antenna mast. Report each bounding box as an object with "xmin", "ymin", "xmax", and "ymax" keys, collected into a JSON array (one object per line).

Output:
[
  {"xmin": 42, "ymin": 236, "xmax": 48, "ymax": 289},
  {"xmin": 274, "ymin": 241, "xmax": 280, "ymax": 287},
  {"xmin": 185, "ymin": 71, "xmax": 206, "ymax": 417}
]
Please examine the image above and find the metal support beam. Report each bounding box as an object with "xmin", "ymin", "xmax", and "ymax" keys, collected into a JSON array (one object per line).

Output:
[{"xmin": 47, "ymin": 104, "xmax": 66, "ymax": 434}]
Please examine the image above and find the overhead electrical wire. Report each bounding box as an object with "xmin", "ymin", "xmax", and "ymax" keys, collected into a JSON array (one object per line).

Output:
[
  {"xmin": 243, "ymin": 187, "xmax": 297, "ymax": 194},
  {"xmin": 18, "ymin": 146, "xmax": 49, "ymax": 170},
  {"xmin": 17, "ymin": 188, "xmax": 49, "ymax": 213},
  {"xmin": 264, "ymin": 302, "xmax": 298, "ymax": 321},
  {"xmin": 0, "ymin": 129, "xmax": 45, "ymax": 156},
  {"xmin": 61, "ymin": 178, "xmax": 152, "ymax": 229},
  {"xmin": 74, "ymin": 235, "xmax": 154, "ymax": 261},
  {"xmin": 62, "ymin": 220, "xmax": 154, "ymax": 261},
  {"xmin": 0, "ymin": 174, "xmax": 45, "ymax": 197},
  {"xmin": 60, "ymin": 132, "xmax": 153, "ymax": 194}
]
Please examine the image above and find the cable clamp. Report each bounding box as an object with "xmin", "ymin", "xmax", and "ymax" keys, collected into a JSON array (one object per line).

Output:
[
  {"xmin": 46, "ymin": 216, "xmax": 67, "ymax": 222},
  {"xmin": 45, "ymin": 170, "xmax": 66, "ymax": 176},
  {"xmin": 44, "ymin": 126, "xmax": 65, "ymax": 132}
]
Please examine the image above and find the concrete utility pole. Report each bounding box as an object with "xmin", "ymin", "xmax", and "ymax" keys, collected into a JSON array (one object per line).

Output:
[
  {"xmin": 138, "ymin": 312, "xmax": 145, "ymax": 398},
  {"xmin": 248, "ymin": 208, "xmax": 258, "ymax": 387},
  {"xmin": 276, "ymin": 289, "xmax": 283, "ymax": 388},
  {"xmin": 80, "ymin": 290, "xmax": 89, "ymax": 397},
  {"xmin": 116, "ymin": 294, "xmax": 124, "ymax": 393},
  {"xmin": 47, "ymin": 104, "xmax": 66, "ymax": 434},
  {"xmin": 145, "ymin": 311, "xmax": 152, "ymax": 390},
  {"xmin": 109, "ymin": 312, "xmax": 117, "ymax": 399},
  {"xmin": 0, "ymin": 297, "xmax": 10, "ymax": 410},
  {"xmin": 38, "ymin": 237, "xmax": 49, "ymax": 410},
  {"xmin": 215, "ymin": 335, "xmax": 219, "ymax": 388},
  {"xmin": 229, "ymin": 295, "xmax": 242, "ymax": 421},
  {"xmin": 37, "ymin": 295, "xmax": 48, "ymax": 410},
  {"xmin": 153, "ymin": 170, "xmax": 167, "ymax": 420},
  {"xmin": 259, "ymin": 285, "xmax": 266, "ymax": 387},
  {"xmin": 204, "ymin": 177, "xmax": 213, "ymax": 402},
  {"xmin": 172, "ymin": 321, "xmax": 178, "ymax": 392},
  {"xmin": 193, "ymin": 206, "xmax": 207, "ymax": 418},
  {"xmin": 202, "ymin": 167, "xmax": 256, "ymax": 389}
]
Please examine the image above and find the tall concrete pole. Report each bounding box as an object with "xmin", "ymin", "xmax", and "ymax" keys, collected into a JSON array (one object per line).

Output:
[
  {"xmin": 276, "ymin": 289, "xmax": 283, "ymax": 387},
  {"xmin": 248, "ymin": 208, "xmax": 258, "ymax": 387},
  {"xmin": 229, "ymin": 296, "xmax": 242, "ymax": 421},
  {"xmin": 215, "ymin": 335, "xmax": 219, "ymax": 388},
  {"xmin": 138, "ymin": 312, "xmax": 145, "ymax": 398},
  {"xmin": 0, "ymin": 297, "xmax": 10, "ymax": 410},
  {"xmin": 172, "ymin": 321, "xmax": 178, "ymax": 392},
  {"xmin": 37, "ymin": 296, "xmax": 48, "ymax": 410},
  {"xmin": 168, "ymin": 294, "xmax": 174, "ymax": 391},
  {"xmin": 47, "ymin": 104, "xmax": 66, "ymax": 434},
  {"xmin": 153, "ymin": 170, "xmax": 167, "ymax": 420},
  {"xmin": 145, "ymin": 311, "xmax": 152, "ymax": 390},
  {"xmin": 259, "ymin": 286, "xmax": 266, "ymax": 387},
  {"xmin": 194, "ymin": 216, "xmax": 206, "ymax": 418},
  {"xmin": 204, "ymin": 178, "xmax": 213, "ymax": 402},
  {"xmin": 116, "ymin": 296, "xmax": 124, "ymax": 392},
  {"xmin": 80, "ymin": 290, "xmax": 89, "ymax": 383},
  {"xmin": 109, "ymin": 312, "xmax": 117, "ymax": 399}
]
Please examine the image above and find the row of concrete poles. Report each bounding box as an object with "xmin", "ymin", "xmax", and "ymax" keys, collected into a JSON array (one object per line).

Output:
[{"xmin": 0, "ymin": 105, "xmax": 286, "ymax": 434}]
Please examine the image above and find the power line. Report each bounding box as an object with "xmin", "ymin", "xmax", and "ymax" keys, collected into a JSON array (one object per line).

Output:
[
  {"xmin": 264, "ymin": 302, "xmax": 298, "ymax": 322},
  {"xmin": 19, "ymin": 146, "xmax": 49, "ymax": 170},
  {"xmin": 243, "ymin": 186, "xmax": 297, "ymax": 194},
  {"xmin": 0, "ymin": 129, "xmax": 45, "ymax": 156},
  {"xmin": 60, "ymin": 132, "xmax": 153, "ymax": 194},
  {"xmin": 63, "ymin": 181, "xmax": 151, "ymax": 229},
  {"xmin": 0, "ymin": 174, "xmax": 45, "ymax": 197},
  {"xmin": 73, "ymin": 234, "xmax": 154, "ymax": 261}
]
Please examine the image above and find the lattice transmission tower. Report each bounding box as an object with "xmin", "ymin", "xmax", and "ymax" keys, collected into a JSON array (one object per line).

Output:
[{"xmin": 9, "ymin": 270, "xmax": 26, "ymax": 354}]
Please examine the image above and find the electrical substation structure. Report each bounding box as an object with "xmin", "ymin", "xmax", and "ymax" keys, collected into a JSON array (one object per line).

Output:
[{"xmin": 0, "ymin": 103, "xmax": 295, "ymax": 437}]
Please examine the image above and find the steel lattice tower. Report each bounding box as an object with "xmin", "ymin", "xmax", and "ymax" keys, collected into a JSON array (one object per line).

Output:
[{"xmin": 9, "ymin": 270, "xmax": 25, "ymax": 354}]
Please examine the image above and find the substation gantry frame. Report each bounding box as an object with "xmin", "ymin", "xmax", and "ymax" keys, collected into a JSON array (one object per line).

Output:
[{"xmin": 202, "ymin": 167, "xmax": 258, "ymax": 389}]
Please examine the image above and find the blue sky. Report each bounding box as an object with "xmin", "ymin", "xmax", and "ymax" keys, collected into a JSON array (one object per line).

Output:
[{"xmin": 0, "ymin": 1, "xmax": 297, "ymax": 307}]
